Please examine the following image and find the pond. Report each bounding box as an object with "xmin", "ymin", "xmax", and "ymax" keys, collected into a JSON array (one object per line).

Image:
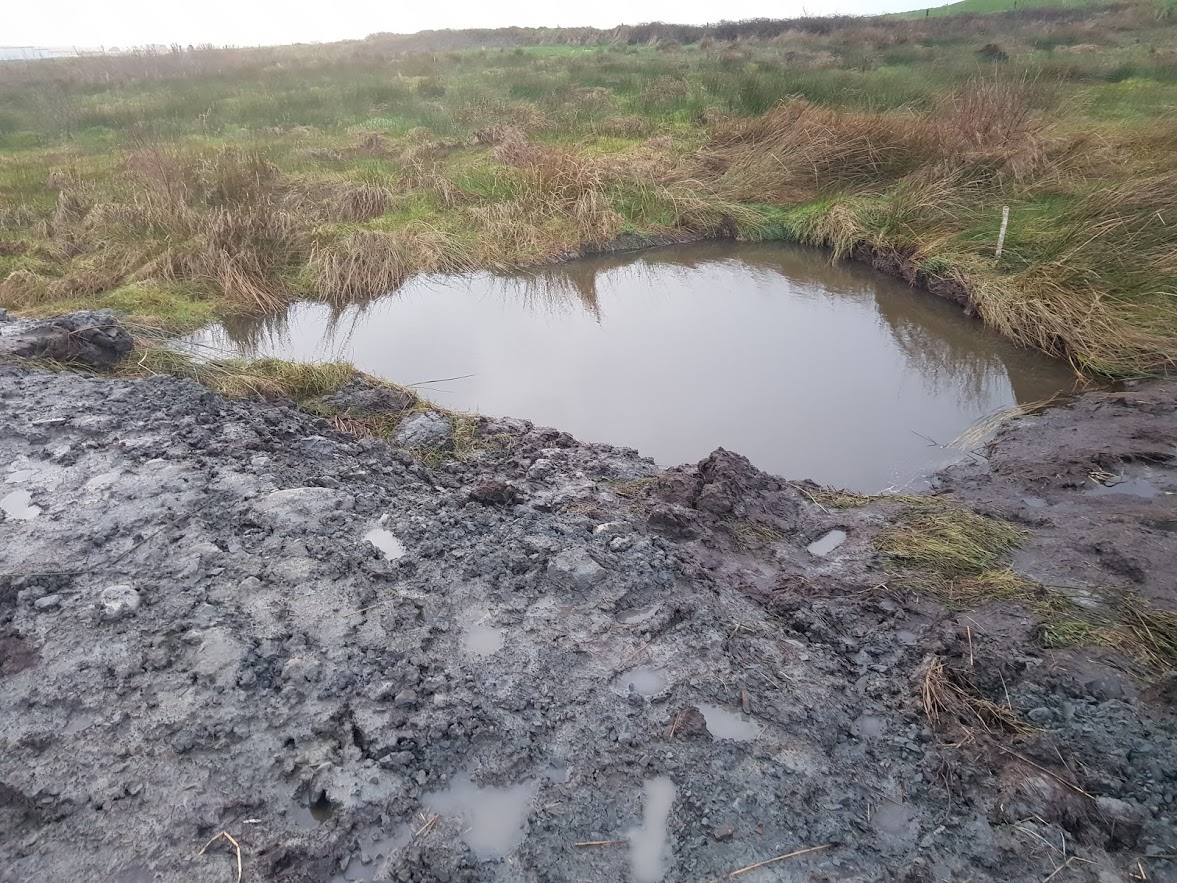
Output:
[{"xmin": 183, "ymin": 241, "xmax": 1080, "ymax": 491}]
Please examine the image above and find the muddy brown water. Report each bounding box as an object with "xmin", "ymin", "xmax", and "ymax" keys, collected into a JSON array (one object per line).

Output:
[{"xmin": 183, "ymin": 242, "xmax": 1080, "ymax": 491}]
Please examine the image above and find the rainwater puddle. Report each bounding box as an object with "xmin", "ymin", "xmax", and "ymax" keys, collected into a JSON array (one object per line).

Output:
[
  {"xmin": 4, "ymin": 468, "xmax": 36, "ymax": 483},
  {"xmin": 293, "ymin": 790, "xmax": 337, "ymax": 827},
  {"xmin": 617, "ymin": 604, "xmax": 660, "ymax": 625},
  {"xmin": 423, "ymin": 775, "xmax": 538, "ymax": 860},
  {"xmin": 627, "ymin": 776, "xmax": 676, "ymax": 883},
  {"xmin": 697, "ymin": 704, "xmax": 760, "ymax": 741},
  {"xmin": 1084, "ymin": 477, "xmax": 1163, "ymax": 499},
  {"xmin": 614, "ymin": 668, "xmax": 668, "ymax": 697},
  {"xmin": 1, "ymin": 490, "xmax": 41, "ymax": 520},
  {"xmin": 460, "ymin": 615, "xmax": 505, "ymax": 658},
  {"xmin": 183, "ymin": 242, "xmax": 1079, "ymax": 492},
  {"xmin": 807, "ymin": 529, "xmax": 847, "ymax": 557},
  {"xmin": 364, "ymin": 526, "xmax": 405, "ymax": 560}
]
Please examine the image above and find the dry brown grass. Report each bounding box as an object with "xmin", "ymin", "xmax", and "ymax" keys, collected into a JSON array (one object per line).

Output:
[
  {"xmin": 702, "ymin": 99, "xmax": 935, "ymax": 202},
  {"xmin": 309, "ymin": 226, "xmax": 471, "ymax": 304},
  {"xmin": 917, "ymin": 653, "xmax": 1036, "ymax": 737}
]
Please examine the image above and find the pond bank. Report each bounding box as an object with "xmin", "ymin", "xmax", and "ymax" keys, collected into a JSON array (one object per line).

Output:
[{"xmin": 1, "ymin": 314, "xmax": 1176, "ymax": 882}]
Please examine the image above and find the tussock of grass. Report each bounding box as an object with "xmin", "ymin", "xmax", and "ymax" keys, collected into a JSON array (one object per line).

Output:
[
  {"xmin": 309, "ymin": 227, "xmax": 471, "ymax": 304},
  {"xmin": 727, "ymin": 518, "xmax": 788, "ymax": 549},
  {"xmin": 794, "ymin": 485, "xmax": 874, "ymax": 509}
]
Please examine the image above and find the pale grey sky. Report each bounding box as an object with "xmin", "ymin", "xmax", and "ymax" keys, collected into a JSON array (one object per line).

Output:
[{"xmin": 9, "ymin": 0, "xmax": 912, "ymax": 50}]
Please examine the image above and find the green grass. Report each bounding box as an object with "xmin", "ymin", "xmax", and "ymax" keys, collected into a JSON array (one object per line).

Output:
[{"xmin": 896, "ymin": 0, "xmax": 1103, "ymax": 19}]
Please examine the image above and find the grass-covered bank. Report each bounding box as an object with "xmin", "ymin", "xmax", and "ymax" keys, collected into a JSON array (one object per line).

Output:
[{"xmin": 3, "ymin": 1, "xmax": 1177, "ymax": 374}]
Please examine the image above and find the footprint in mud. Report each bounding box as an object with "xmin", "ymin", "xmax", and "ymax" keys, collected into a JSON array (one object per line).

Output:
[
  {"xmin": 697, "ymin": 704, "xmax": 760, "ymax": 741},
  {"xmin": 423, "ymin": 775, "xmax": 539, "ymax": 860},
  {"xmin": 807, "ymin": 529, "xmax": 847, "ymax": 557},
  {"xmin": 627, "ymin": 777, "xmax": 676, "ymax": 883},
  {"xmin": 330, "ymin": 825, "xmax": 412, "ymax": 882},
  {"xmin": 460, "ymin": 617, "xmax": 505, "ymax": 657},
  {"xmin": 614, "ymin": 668, "xmax": 668, "ymax": 697},
  {"xmin": 364, "ymin": 521, "xmax": 405, "ymax": 560},
  {"xmin": 1, "ymin": 489, "xmax": 41, "ymax": 520}
]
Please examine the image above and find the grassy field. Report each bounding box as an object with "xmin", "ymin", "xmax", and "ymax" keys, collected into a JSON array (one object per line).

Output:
[
  {"xmin": 2, "ymin": 2, "xmax": 1177, "ymax": 376},
  {"xmin": 896, "ymin": 0, "xmax": 1103, "ymax": 20}
]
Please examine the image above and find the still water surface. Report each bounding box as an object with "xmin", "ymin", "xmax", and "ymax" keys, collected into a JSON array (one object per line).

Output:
[{"xmin": 185, "ymin": 242, "xmax": 1079, "ymax": 491}]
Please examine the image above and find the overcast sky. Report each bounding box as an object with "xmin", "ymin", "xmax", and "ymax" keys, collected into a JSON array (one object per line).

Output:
[{"xmin": 8, "ymin": 0, "xmax": 914, "ymax": 49}]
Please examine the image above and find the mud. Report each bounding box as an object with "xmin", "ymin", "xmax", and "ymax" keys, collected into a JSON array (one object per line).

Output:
[{"xmin": 1, "ymin": 320, "xmax": 1177, "ymax": 882}]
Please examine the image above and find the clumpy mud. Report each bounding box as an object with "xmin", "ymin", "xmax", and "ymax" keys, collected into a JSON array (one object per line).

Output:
[{"xmin": 2, "ymin": 336, "xmax": 1176, "ymax": 881}]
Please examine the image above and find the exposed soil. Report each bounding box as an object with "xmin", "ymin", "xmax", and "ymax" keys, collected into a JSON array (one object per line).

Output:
[{"xmin": 1, "ymin": 315, "xmax": 1175, "ymax": 883}]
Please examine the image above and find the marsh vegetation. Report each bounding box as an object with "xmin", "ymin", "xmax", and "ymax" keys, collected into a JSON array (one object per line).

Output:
[{"xmin": 2, "ymin": 1, "xmax": 1177, "ymax": 374}]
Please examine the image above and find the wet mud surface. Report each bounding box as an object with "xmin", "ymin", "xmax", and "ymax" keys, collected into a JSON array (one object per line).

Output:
[{"xmin": 1, "ymin": 349, "xmax": 1176, "ymax": 881}]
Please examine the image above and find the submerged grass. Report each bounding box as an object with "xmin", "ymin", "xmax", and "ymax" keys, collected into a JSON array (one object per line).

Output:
[{"xmin": 1, "ymin": 2, "xmax": 1176, "ymax": 373}]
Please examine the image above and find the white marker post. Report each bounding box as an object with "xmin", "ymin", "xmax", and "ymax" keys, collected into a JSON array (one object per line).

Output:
[{"xmin": 996, "ymin": 205, "xmax": 1010, "ymax": 259}]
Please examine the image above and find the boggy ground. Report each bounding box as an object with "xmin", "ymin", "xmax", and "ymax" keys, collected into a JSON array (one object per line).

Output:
[{"xmin": 1, "ymin": 323, "xmax": 1176, "ymax": 882}]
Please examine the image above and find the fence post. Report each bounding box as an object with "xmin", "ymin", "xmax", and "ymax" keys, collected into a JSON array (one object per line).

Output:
[{"xmin": 995, "ymin": 205, "xmax": 1010, "ymax": 259}]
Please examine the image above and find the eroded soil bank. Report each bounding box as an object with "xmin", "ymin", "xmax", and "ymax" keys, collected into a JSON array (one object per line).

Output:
[{"xmin": 1, "ymin": 318, "xmax": 1176, "ymax": 883}]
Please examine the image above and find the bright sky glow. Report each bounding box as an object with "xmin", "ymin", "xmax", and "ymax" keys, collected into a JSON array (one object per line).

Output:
[{"xmin": 8, "ymin": 0, "xmax": 914, "ymax": 50}]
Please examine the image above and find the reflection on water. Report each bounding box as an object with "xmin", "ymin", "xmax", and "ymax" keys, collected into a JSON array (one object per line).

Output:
[{"xmin": 184, "ymin": 242, "xmax": 1080, "ymax": 491}]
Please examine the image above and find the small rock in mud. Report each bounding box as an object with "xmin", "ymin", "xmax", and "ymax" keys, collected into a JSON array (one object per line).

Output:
[
  {"xmin": 670, "ymin": 706, "xmax": 710, "ymax": 739},
  {"xmin": 394, "ymin": 410, "xmax": 453, "ymax": 449},
  {"xmin": 99, "ymin": 585, "xmax": 140, "ymax": 620},
  {"xmin": 469, "ymin": 480, "xmax": 519, "ymax": 506},
  {"xmin": 647, "ymin": 504, "xmax": 697, "ymax": 539},
  {"xmin": 323, "ymin": 376, "xmax": 414, "ymax": 413}
]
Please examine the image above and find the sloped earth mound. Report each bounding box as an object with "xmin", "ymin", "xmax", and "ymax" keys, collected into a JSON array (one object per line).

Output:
[{"xmin": 1, "ymin": 360, "xmax": 1176, "ymax": 882}]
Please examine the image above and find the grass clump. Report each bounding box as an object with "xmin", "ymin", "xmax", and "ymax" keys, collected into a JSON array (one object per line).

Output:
[
  {"xmin": 876, "ymin": 497, "xmax": 1025, "ymax": 580},
  {"xmin": 1042, "ymin": 595, "xmax": 1177, "ymax": 671}
]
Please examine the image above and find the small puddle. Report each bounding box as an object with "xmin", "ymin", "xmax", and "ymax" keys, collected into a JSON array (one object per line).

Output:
[
  {"xmin": 1, "ymin": 490, "xmax": 41, "ymax": 521},
  {"xmin": 310, "ymin": 790, "xmax": 336, "ymax": 822},
  {"xmin": 627, "ymin": 776, "xmax": 676, "ymax": 883},
  {"xmin": 293, "ymin": 789, "xmax": 337, "ymax": 827},
  {"xmin": 364, "ymin": 527, "xmax": 405, "ymax": 560},
  {"xmin": 1022, "ymin": 495, "xmax": 1048, "ymax": 509},
  {"xmin": 806, "ymin": 529, "xmax": 847, "ymax": 557},
  {"xmin": 1084, "ymin": 477, "xmax": 1162, "ymax": 499},
  {"xmin": 617, "ymin": 605, "xmax": 661, "ymax": 625},
  {"xmin": 697, "ymin": 704, "xmax": 760, "ymax": 741},
  {"xmin": 4, "ymin": 468, "xmax": 36, "ymax": 484},
  {"xmin": 461, "ymin": 618, "xmax": 505, "ymax": 658},
  {"xmin": 614, "ymin": 668, "xmax": 668, "ymax": 697},
  {"xmin": 423, "ymin": 775, "xmax": 538, "ymax": 860}
]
